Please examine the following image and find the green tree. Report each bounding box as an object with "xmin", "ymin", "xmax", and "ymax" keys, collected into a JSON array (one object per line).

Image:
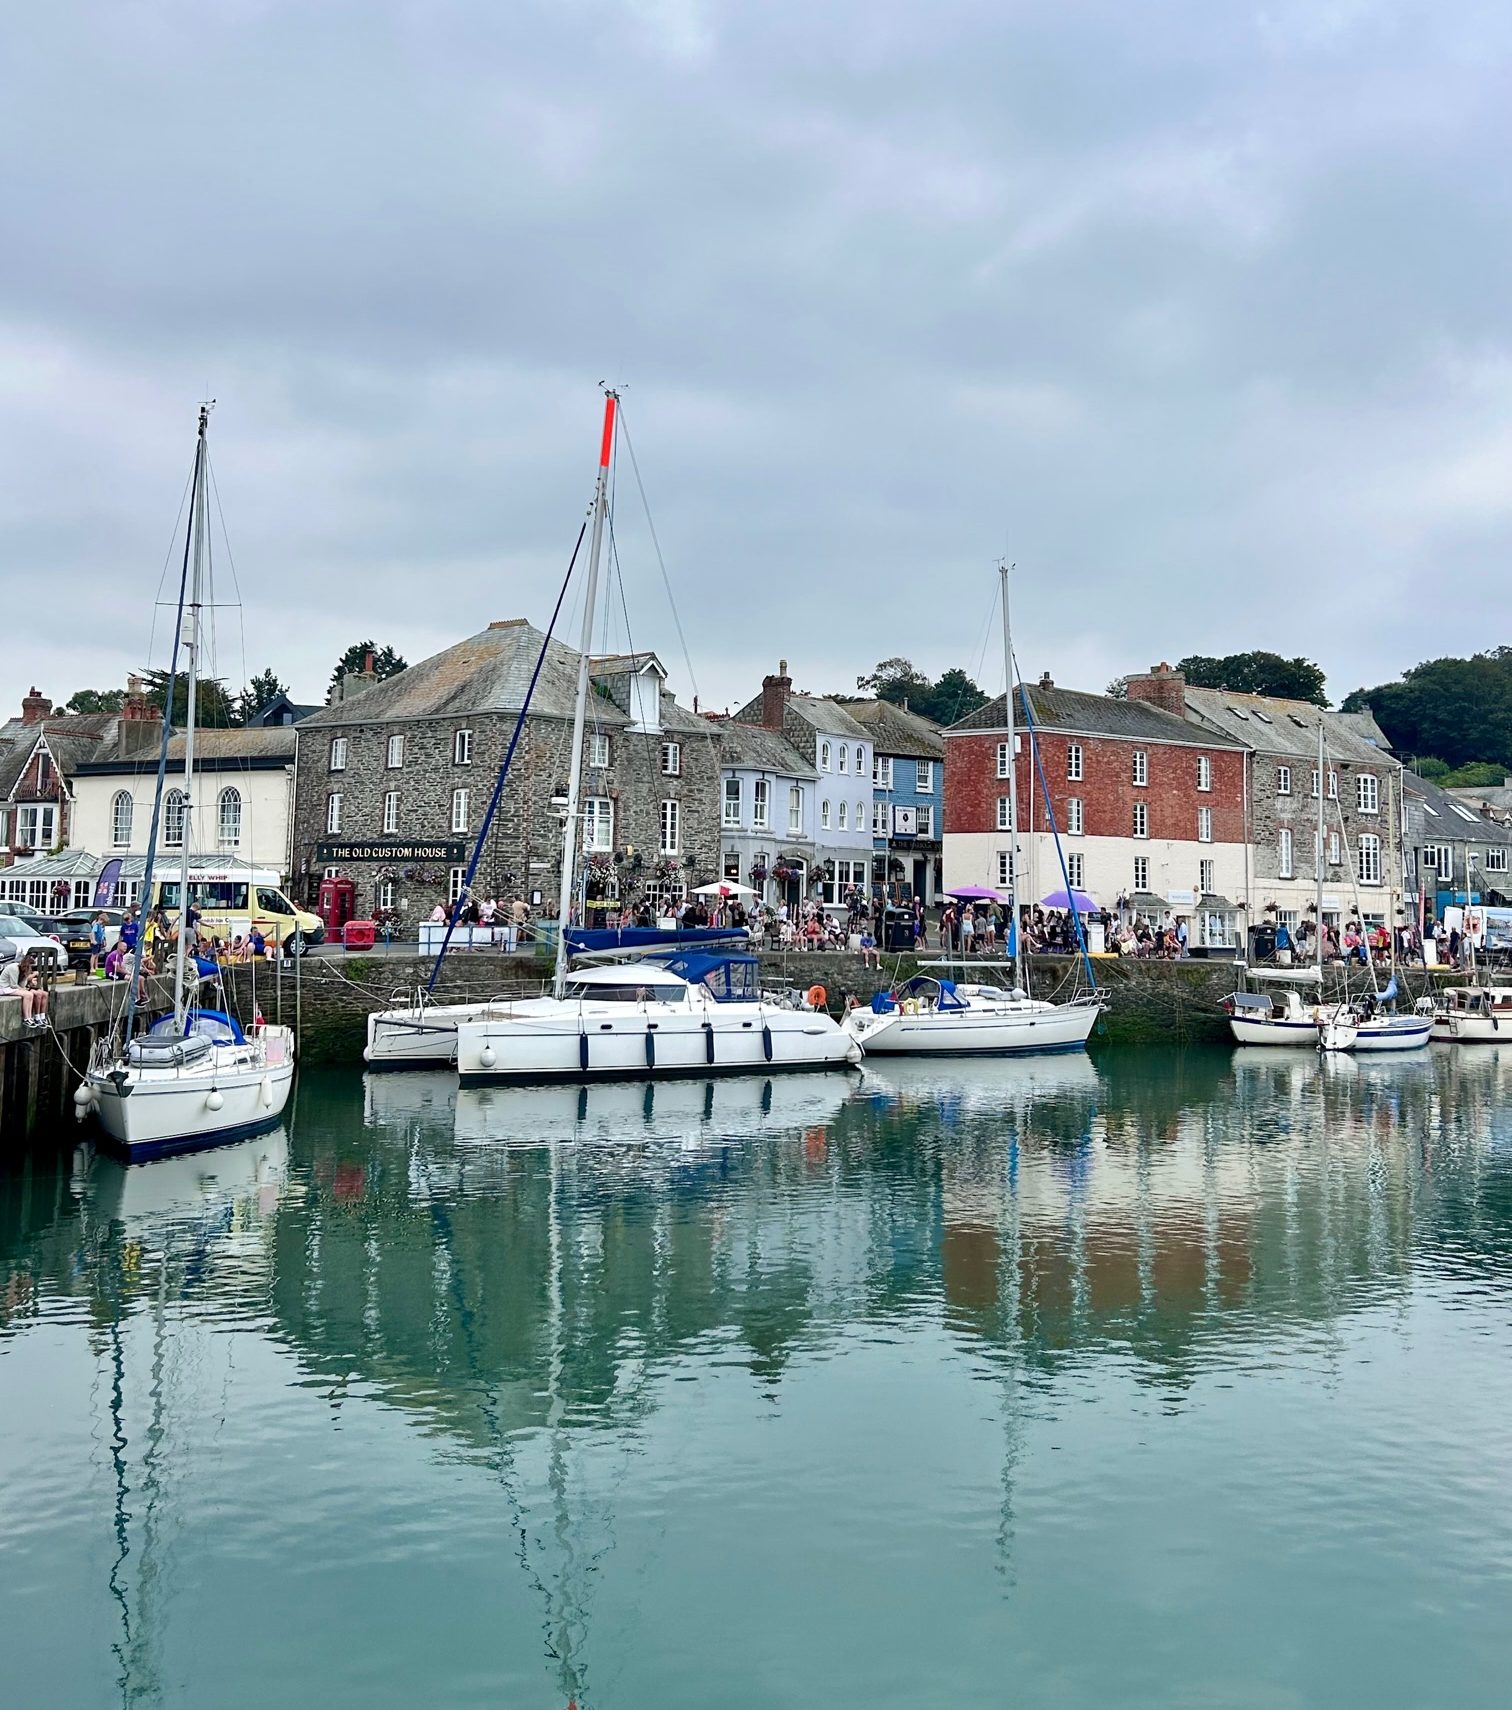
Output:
[
  {"xmin": 1176, "ymin": 651, "xmax": 1328, "ymax": 705},
  {"xmin": 1412, "ymin": 757, "xmax": 1451, "ymax": 782},
  {"xmin": 329, "ymin": 641, "xmax": 407, "ymax": 697},
  {"xmin": 1344, "ymin": 649, "xmax": 1512, "ymax": 770},
  {"xmin": 920, "ymin": 667, "xmax": 989, "ymax": 726},
  {"xmin": 65, "ymin": 688, "xmax": 127, "ymax": 714},
  {"xmin": 1441, "ymin": 760, "xmax": 1509, "ymax": 788},
  {"xmin": 141, "ymin": 668, "xmax": 237, "ymax": 729},
  {"xmin": 239, "ymin": 667, "xmax": 289, "ymax": 723},
  {"xmin": 857, "ymin": 657, "xmax": 930, "ymax": 707}
]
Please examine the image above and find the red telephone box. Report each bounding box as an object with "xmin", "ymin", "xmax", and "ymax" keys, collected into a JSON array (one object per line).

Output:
[{"xmin": 317, "ymin": 874, "xmax": 356, "ymax": 934}]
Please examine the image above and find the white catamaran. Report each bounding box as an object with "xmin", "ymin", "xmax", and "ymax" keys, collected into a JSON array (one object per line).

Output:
[
  {"xmin": 454, "ymin": 393, "xmax": 858, "ymax": 1085},
  {"xmin": 843, "ymin": 562, "xmax": 1101, "ymax": 1059},
  {"xmin": 79, "ymin": 405, "xmax": 297, "ymax": 1159}
]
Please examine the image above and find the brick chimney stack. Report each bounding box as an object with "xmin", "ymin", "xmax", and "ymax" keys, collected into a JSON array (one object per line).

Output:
[
  {"xmin": 118, "ymin": 674, "xmax": 164, "ymax": 757},
  {"xmin": 21, "ymin": 687, "xmax": 52, "ymax": 725},
  {"xmin": 760, "ymin": 659, "xmax": 792, "ymax": 732},
  {"xmin": 1038, "ymin": 670, "xmax": 1055, "ymax": 690},
  {"xmin": 1124, "ymin": 661, "xmax": 1188, "ymax": 718}
]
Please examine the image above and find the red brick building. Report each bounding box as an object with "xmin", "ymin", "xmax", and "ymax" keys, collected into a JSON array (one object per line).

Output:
[
  {"xmin": 943, "ymin": 677, "xmax": 1249, "ymax": 944},
  {"xmin": 0, "ymin": 686, "xmax": 138, "ymax": 866}
]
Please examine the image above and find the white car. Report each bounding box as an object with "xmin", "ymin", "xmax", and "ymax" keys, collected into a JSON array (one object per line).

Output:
[{"xmin": 0, "ymin": 917, "xmax": 68, "ymax": 972}]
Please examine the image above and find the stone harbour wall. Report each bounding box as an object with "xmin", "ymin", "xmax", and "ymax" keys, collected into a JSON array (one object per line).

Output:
[{"xmin": 222, "ymin": 949, "xmax": 1456, "ymax": 1064}]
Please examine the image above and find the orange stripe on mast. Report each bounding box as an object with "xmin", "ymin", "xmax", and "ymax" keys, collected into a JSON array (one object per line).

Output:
[{"xmin": 598, "ymin": 391, "xmax": 618, "ymax": 471}]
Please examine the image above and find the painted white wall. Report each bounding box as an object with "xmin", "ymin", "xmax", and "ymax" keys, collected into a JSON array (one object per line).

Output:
[
  {"xmin": 945, "ymin": 831, "xmax": 1247, "ymax": 910},
  {"xmin": 70, "ymin": 769, "xmax": 296, "ymax": 875}
]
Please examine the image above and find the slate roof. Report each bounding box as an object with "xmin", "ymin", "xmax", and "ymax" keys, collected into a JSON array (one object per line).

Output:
[
  {"xmin": 835, "ymin": 698, "xmax": 944, "ymax": 759},
  {"xmin": 75, "ymin": 727, "xmax": 298, "ymax": 773},
  {"xmin": 716, "ymin": 721, "xmax": 817, "ymax": 778},
  {"xmin": 950, "ymin": 686, "xmax": 1245, "ymax": 748},
  {"xmin": 784, "ymin": 695, "xmax": 869, "ymax": 740},
  {"xmin": 1333, "ymin": 709, "xmax": 1391, "ymax": 750},
  {"xmin": 298, "ymin": 620, "xmax": 709, "ymax": 736},
  {"xmin": 0, "ymin": 714, "xmax": 123, "ymax": 799},
  {"xmin": 1403, "ymin": 774, "xmax": 1512, "ymax": 847},
  {"xmin": 1181, "ymin": 688, "xmax": 1388, "ymax": 764}
]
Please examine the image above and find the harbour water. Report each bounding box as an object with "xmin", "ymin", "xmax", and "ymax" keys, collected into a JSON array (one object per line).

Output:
[{"xmin": 4, "ymin": 1047, "xmax": 1512, "ymax": 1708}]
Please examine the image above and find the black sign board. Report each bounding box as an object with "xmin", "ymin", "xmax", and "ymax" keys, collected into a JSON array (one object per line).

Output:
[{"xmin": 315, "ymin": 839, "xmax": 468, "ymax": 864}]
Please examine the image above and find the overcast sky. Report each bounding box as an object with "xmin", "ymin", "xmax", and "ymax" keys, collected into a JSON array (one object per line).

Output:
[{"xmin": 4, "ymin": 0, "xmax": 1510, "ymax": 719}]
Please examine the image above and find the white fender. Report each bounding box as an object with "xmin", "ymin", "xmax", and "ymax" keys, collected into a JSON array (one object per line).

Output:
[
  {"xmin": 206, "ymin": 1088, "xmax": 225, "ymax": 1112},
  {"xmin": 260, "ymin": 1075, "xmax": 273, "ymax": 1108}
]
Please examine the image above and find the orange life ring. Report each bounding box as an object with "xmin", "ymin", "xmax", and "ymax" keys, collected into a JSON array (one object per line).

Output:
[{"xmin": 806, "ymin": 984, "xmax": 828, "ymax": 1010}]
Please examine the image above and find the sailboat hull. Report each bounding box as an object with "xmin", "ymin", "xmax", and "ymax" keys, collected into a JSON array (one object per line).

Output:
[
  {"xmin": 365, "ymin": 1001, "xmax": 513, "ymax": 1069},
  {"xmin": 845, "ymin": 999, "xmax": 1099, "ymax": 1056},
  {"xmin": 1353, "ymin": 1017, "xmax": 1432, "ymax": 1052},
  {"xmin": 84, "ymin": 1029, "xmax": 296, "ymax": 1162},
  {"xmin": 456, "ymin": 1004, "xmax": 858, "ymax": 1084}
]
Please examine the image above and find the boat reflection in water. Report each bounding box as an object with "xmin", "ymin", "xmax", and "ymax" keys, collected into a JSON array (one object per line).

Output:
[{"xmin": 7, "ymin": 1051, "xmax": 1512, "ymax": 1707}]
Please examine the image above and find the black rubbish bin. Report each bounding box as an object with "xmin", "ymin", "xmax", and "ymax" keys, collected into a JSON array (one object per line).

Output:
[
  {"xmin": 1249, "ymin": 924, "xmax": 1276, "ymax": 962},
  {"xmin": 883, "ymin": 907, "xmax": 916, "ymax": 952}
]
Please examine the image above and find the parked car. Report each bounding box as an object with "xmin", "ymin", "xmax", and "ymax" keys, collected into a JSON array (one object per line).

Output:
[
  {"xmin": 0, "ymin": 918, "xmax": 68, "ymax": 973},
  {"xmin": 0, "ymin": 899, "xmax": 70, "ymax": 939},
  {"xmin": 56, "ymin": 907, "xmax": 126, "ymax": 969}
]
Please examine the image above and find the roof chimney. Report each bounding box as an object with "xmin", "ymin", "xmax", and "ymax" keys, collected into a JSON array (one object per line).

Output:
[
  {"xmin": 1038, "ymin": 671, "xmax": 1054, "ymax": 691},
  {"xmin": 760, "ymin": 659, "xmax": 792, "ymax": 732},
  {"xmin": 118, "ymin": 674, "xmax": 164, "ymax": 756},
  {"xmin": 21, "ymin": 687, "xmax": 52, "ymax": 726},
  {"xmin": 1124, "ymin": 661, "xmax": 1187, "ymax": 718},
  {"xmin": 337, "ymin": 657, "xmax": 380, "ymax": 704}
]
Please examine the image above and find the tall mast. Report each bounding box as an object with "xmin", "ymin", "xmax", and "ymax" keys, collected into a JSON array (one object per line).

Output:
[
  {"xmin": 999, "ymin": 562, "xmax": 1025, "ymax": 993},
  {"xmin": 173, "ymin": 403, "xmax": 211, "ymax": 1029},
  {"xmin": 552, "ymin": 391, "xmax": 618, "ymax": 1000},
  {"xmin": 1316, "ymin": 717, "xmax": 1325, "ymax": 978}
]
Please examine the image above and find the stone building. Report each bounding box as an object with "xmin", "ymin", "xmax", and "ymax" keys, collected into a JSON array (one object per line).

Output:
[
  {"xmin": 1125, "ymin": 664, "xmax": 1407, "ymax": 934},
  {"xmin": 712, "ymin": 719, "xmax": 817, "ymax": 912},
  {"xmin": 1402, "ymin": 772, "xmax": 1512, "ymax": 922},
  {"xmin": 291, "ymin": 621, "xmax": 721, "ymax": 928},
  {"xmin": 835, "ymin": 698, "xmax": 944, "ymax": 904},
  {"xmin": 732, "ymin": 663, "xmax": 874, "ymax": 907},
  {"xmin": 944, "ymin": 676, "xmax": 1248, "ymax": 945}
]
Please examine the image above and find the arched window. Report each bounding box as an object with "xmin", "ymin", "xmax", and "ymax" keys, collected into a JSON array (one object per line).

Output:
[
  {"xmin": 110, "ymin": 790, "xmax": 133, "ymax": 848},
  {"xmin": 164, "ymin": 789, "xmax": 187, "ymax": 848},
  {"xmin": 217, "ymin": 786, "xmax": 242, "ymax": 848}
]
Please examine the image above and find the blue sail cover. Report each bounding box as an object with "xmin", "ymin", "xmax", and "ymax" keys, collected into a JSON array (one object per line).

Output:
[{"xmin": 566, "ymin": 926, "xmax": 748, "ymax": 955}]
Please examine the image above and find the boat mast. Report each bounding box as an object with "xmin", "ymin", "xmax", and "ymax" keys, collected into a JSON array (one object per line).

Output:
[
  {"xmin": 173, "ymin": 403, "xmax": 211, "ymax": 1031},
  {"xmin": 999, "ymin": 561, "xmax": 1025, "ymax": 993},
  {"xmin": 552, "ymin": 391, "xmax": 618, "ymax": 1001},
  {"xmin": 1315, "ymin": 718, "xmax": 1325, "ymax": 978}
]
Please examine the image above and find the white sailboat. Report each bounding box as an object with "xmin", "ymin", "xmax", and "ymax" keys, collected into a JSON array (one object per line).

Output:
[
  {"xmin": 455, "ymin": 393, "xmax": 859, "ymax": 1085},
  {"xmin": 842, "ymin": 562, "xmax": 1101, "ymax": 1058},
  {"xmin": 79, "ymin": 405, "xmax": 297, "ymax": 1160}
]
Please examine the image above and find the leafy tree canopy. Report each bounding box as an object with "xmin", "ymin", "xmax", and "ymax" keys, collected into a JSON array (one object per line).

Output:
[
  {"xmin": 1441, "ymin": 759, "xmax": 1509, "ymax": 789},
  {"xmin": 239, "ymin": 667, "xmax": 289, "ymax": 723},
  {"xmin": 141, "ymin": 668, "xmax": 237, "ymax": 729},
  {"xmin": 329, "ymin": 641, "xmax": 407, "ymax": 697},
  {"xmin": 1176, "ymin": 651, "xmax": 1327, "ymax": 705},
  {"xmin": 1343, "ymin": 649, "xmax": 1512, "ymax": 770},
  {"xmin": 854, "ymin": 658, "xmax": 990, "ymax": 726},
  {"xmin": 65, "ymin": 688, "xmax": 127, "ymax": 714}
]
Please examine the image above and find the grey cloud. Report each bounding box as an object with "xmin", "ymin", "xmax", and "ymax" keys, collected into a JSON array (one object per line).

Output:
[{"xmin": 3, "ymin": 0, "xmax": 1512, "ymax": 717}]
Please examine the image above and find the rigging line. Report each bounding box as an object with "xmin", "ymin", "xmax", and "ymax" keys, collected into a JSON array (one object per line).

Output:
[
  {"xmin": 123, "ymin": 426, "xmax": 202, "ymax": 1043},
  {"xmin": 145, "ymin": 465, "xmax": 196, "ymax": 687},
  {"xmin": 426, "ymin": 519, "xmax": 589, "ymax": 990},
  {"xmin": 206, "ymin": 451, "xmax": 251, "ymax": 724},
  {"xmin": 616, "ymin": 405, "xmax": 699, "ymax": 706},
  {"xmin": 1012, "ymin": 651, "xmax": 1098, "ymax": 991},
  {"xmin": 973, "ymin": 573, "xmax": 1002, "ymax": 693}
]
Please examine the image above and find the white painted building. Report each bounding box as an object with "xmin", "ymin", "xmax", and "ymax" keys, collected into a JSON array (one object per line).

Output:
[{"xmin": 70, "ymin": 727, "xmax": 299, "ymax": 879}]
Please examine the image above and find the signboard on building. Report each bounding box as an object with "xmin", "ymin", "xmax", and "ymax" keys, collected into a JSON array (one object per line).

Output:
[
  {"xmin": 892, "ymin": 805, "xmax": 917, "ymax": 837},
  {"xmin": 316, "ymin": 839, "xmax": 468, "ymax": 863}
]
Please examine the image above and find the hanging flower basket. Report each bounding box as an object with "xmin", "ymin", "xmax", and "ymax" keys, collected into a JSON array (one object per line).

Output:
[
  {"xmin": 772, "ymin": 864, "xmax": 793, "ymax": 882},
  {"xmin": 749, "ymin": 864, "xmax": 768, "ymax": 883}
]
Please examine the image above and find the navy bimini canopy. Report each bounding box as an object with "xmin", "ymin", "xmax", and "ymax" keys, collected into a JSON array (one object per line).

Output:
[
  {"xmin": 566, "ymin": 926, "xmax": 747, "ymax": 955},
  {"xmin": 147, "ymin": 1008, "xmax": 246, "ymax": 1044},
  {"xmin": 657, "ymin": 952, "xmax": 761, "ymax": 1001}
]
